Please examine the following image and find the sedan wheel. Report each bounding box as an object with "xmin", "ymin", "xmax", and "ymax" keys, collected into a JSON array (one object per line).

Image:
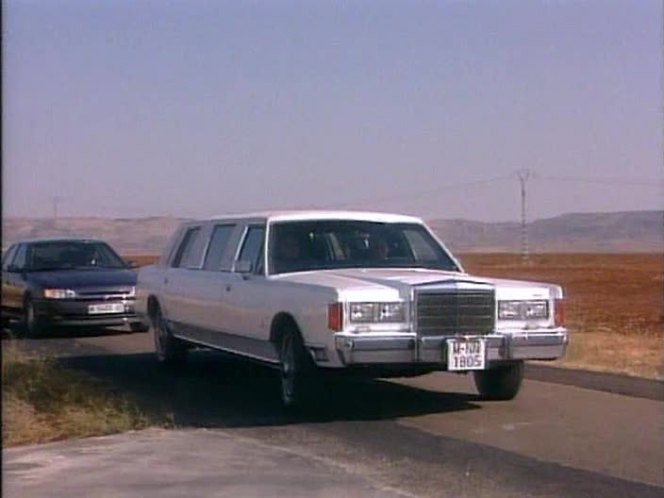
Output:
[{"xmin": 22, "ymin": 298, "xmax": 45, "ymax": 339}]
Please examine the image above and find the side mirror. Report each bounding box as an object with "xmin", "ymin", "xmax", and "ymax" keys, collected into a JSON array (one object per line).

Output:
[
  {"xmin": 125, "ymin": 260, "xmax": 139, "ymax": 269},
  {"xmin": 234, "ymin": 260, "xmax": 253, "ymax": 274}
]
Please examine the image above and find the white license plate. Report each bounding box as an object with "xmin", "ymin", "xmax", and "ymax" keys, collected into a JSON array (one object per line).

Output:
[
  {"xmin": 446, "ymin": 337, "xmax": 486, "ymax": 371},
  {"xmin": 88, "ymin": 303, "xmax": 125, "ymax": 315}
]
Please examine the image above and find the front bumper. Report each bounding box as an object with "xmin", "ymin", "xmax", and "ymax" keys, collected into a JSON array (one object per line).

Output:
[
  {"xmin": 32, "ymin": 298, "xmax": 146, "ymax": 328},
  {"xmin": 334, "ymin": 329, "xmax": 568, "ymax": 367}
]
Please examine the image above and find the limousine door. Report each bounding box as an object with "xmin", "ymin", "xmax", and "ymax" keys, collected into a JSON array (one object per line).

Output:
[
  {"xmin": 217, "ymin": 225, "xmax": 278, "ymax": 362},
  {"xmin": 160, "ymin": 224, "xmax": 212, "ymax": 333}
]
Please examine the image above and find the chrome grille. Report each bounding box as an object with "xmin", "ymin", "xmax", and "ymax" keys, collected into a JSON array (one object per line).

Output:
[
  {"xmin": 416, "ymin": 289, "xmax": 495, "ymax": 336},
  {"xmin": 75, "ymin": 289, "xmax": 134, "ymax": 301}
]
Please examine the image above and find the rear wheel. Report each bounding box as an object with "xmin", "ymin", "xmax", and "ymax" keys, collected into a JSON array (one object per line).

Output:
[
  {"xmin": 152, "ymin": 306, "xmax": 187, "ymax": 367},
  {"xmin": 279, "ymin": 327, "xmax": 317, "ymax": 408},
  {"xmin": 473, "ymin": 361, "xmax": 524, "ymax": 400}
]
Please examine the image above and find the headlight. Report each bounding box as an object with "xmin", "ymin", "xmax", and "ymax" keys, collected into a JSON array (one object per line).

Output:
[
  {"xmin": 43, "ymin": 288, "xmax": 77, "ymax": 299},
  {"xmin": 498, "ymin": 300, "xmax": 549, "ymax": 320},
  {"xmin": 349, "ymin": 302, "xmax": 406, "ymax": 323}
]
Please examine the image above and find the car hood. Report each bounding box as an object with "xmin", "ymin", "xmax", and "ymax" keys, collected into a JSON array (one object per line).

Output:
[
  {"xmin": 27, "ymin": 268, "xmax": 137, "ymax": 290},
  {"xmin": 273, "ymin": 268, "xmax": 560, "ymax": 300}
]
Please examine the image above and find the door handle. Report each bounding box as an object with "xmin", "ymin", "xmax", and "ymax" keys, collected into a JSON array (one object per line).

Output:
[
  {"xmin": 164, "ymin": 277, "xmax": 169, "ymax": 285},
  {"xmin": 225, "ymin": 284, "xmax": 232, "ymax": 292}
]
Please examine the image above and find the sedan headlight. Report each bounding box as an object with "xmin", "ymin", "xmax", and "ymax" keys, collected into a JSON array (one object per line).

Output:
[
  {"xmin": 43, "ymin": 288, "xmax": 77, "ymax": 299},
  {"xmin": 349, "ymin": 302, "xmax": 406, "ymax": 323},
  {"xmin": 498, "ymin": 300, "xmax": 549, "ymax": 320}
]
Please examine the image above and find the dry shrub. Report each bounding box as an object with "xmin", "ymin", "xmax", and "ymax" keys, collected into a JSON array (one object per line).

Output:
[{"xmin": 2, "ymin": 345, "xmax": 157, "ymax": 446}]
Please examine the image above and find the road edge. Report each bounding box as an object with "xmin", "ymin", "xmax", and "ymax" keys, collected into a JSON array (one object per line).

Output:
[{"xmin": 525, "ymin": 364, "xmax": 663, "ymax": 401}]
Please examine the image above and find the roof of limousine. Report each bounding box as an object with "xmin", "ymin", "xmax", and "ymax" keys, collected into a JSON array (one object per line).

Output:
[{"xmin": 202, "ymin": 210, "xmax": 424, "ymax": 224}]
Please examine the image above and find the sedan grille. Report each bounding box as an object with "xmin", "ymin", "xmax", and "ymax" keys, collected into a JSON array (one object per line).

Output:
[
  {"xmin": 75, "ymin": 289, "xmax": 134, "ymax": 301},
  {"xmin": 416, "ymin": 289, "xmax": 495, "ymax": 336}
]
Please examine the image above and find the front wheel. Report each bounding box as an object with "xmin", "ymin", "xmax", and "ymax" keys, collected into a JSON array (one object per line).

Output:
[
  {"xmin": 279, "ymin": 327, "xmax": 317, "ymax": 408},
  {"xmin": 152, "ymin": 307, "xmax": 187, "ymax": 367},
  {"xmin": 22, "ymin": 298, "xmax": 46, "ymax": 338},
  {"xmin": 473, "ymin": 361, "xmax": 524, "ymax": 401},
  {"xmin": 130, "ymin": 322, "xmax": 150, "ymax": 333}
]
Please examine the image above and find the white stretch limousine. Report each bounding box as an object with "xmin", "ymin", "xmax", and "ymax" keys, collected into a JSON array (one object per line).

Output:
[{"xmin": 136, "ymin": 211, "xmax": 568, "ymax": 406}]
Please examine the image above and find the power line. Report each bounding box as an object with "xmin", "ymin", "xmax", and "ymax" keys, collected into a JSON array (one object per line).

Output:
[
  {"xmin": 319, "ymin": 174, "xmax": 514, "ymax": 210},
  {"xmin": 538, "ymin": 175, "xmax": 660, "ymax": 187}
]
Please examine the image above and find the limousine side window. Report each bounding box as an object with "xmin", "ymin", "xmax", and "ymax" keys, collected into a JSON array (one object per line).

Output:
[
  {"xmin": 172, "ymin": 226, "xmax": 205, "ymax": 268},
  {"xmin": 236, "ymin": 226, "xmax": 265, "ymax": 275},
  {"xmin": 203, "ymin": 224, "xmax": 236, "ymax": 271}
]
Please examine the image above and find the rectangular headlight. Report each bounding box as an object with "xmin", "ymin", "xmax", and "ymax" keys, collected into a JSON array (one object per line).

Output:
[
  {"xmin": 349, "ymin": 303, "xmax": 375, "ymax": 323},
  {"xmin": 349, "ymin": 302, "xmax": 406, "ymax": 323},
  {"xmin": 498, "ymin": 300, "xmax": 549, "ymax": 320},
  {"xmin": 376, "ymin": 302, "xmax": 405, "ymax": 322},
  {"xmin": 43, "ymin": 288, "xmax": 77, "ymax": 299}
]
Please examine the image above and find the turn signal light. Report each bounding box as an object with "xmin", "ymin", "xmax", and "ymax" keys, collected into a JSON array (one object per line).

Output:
[
  {"xmin": 328, "ymin": 303, "xmax": 343, "ymax": 331},
  {"xmin": 554, "ymin": 299, "xmax": 565, "ymax": 327}
]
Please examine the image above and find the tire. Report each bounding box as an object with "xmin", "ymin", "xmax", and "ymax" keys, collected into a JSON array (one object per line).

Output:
[
  {"xmin": 1, "ymin": 311, "xmax": 11, "ymax": 331},
  {"xmin": 279, "ymin": 326, "xmax": 317, "ymax": 408},
  {"xmin": 151, "ymin": 306, "xmax": 187, "ymax": 367},
  {"xmin": 22, "ymin": 297, "xmax": 46, "ymax": 339},
  {"xmin": 473, "ymin": 361, "xmax": 524, "ymax": 401},
  {"xmin": 130, "ymin": 322, "xmax": 150, "ymax": 333}
]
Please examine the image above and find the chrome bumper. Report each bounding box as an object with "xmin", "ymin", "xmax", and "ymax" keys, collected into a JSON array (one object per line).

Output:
[{"xmin": 334, "ymin": 329, "xmax": 568, "ymax": 366}]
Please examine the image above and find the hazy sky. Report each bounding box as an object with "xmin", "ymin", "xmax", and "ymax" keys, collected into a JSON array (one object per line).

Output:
[{"xmin": 3, "ymin": 0, "xmax": 662, "ymax": 222}]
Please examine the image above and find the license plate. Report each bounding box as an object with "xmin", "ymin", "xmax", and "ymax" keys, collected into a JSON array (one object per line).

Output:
[
  {"xmin": 446, "ymin": 337, "xmax": 486, "ymax": 371},
  {"xmin": 88, "ymin": 303, "xmax": 125, "ymax": 315}
]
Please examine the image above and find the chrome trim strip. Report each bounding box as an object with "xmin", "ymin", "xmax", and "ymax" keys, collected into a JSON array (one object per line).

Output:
[{"xmin": 170, "ymin": 321, "xmax": 279, "ymax": 364}]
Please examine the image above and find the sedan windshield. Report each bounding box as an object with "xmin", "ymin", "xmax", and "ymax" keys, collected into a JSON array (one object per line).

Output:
[
  {"xmin": 269, "ymin": 221, "xmax": 459, "ymax": 275},
  {"xmin": 26, "ymin": 241, "xmax": 127, "ymax": 271}
]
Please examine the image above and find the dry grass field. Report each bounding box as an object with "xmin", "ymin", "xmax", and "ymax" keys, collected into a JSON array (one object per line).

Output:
[
  {"xmin": 459, "ymin": 253, "xmax": 663, "ymax": 379},
  {"xmin": 2, "ymin": 345, "xmax": 162, "ymax": 446}
]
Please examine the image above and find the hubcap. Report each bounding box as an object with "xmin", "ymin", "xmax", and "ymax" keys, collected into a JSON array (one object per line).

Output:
[
  {"xmin": 26, "ymin": 303, "xmax": 34, "ymax": 328},
  {"xmin": 153, "ymin": 313, "xmax": 166, "ymax": 358},
  {"xmin": 281, "ymin": 335, "xmax": 295, "ymax": 403},
  {"xmin": 24, "ymin": 301, "xmax": 37, "ymax": 335}
]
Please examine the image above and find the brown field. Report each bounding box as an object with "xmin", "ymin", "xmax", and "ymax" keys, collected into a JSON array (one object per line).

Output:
[
  {"xmin": 126, "ymin": 253, "xmax": 663, "ymax": 379},
  {"xmin": 459, "ymin": 253, "xmax": 663, "ymax": 379}
]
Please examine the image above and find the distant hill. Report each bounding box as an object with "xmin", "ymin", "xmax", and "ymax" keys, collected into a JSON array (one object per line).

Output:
[
  {"xmin": 428, "ymin": 211, "xmax": 663, "ymax": 253},
  {"xmin": 2, "ymin": 211, "xmax": 662, "ymax": 254},
  {"xmin": 1, "ymin": 217, "xmax": 183, "ymax": 255}
]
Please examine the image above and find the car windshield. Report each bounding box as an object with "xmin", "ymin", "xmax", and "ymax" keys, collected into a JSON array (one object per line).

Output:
[
  {"xmin": 26, "ymin": 241, "xmax": 127, "ymax": 271},
  {"xmin": 268, "ymin": 220, "xmax": 459, "ymax": 275}
]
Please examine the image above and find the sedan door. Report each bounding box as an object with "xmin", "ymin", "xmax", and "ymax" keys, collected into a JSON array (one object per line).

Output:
[{"xmin": 1, "ymin": 245, "xmax": 21, "ymax": 312}]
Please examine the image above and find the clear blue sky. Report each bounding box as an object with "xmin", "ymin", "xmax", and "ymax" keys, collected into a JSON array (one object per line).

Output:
[{"xmin": 3, "ymin": 0, "xmax": 662, "ymax": 221}]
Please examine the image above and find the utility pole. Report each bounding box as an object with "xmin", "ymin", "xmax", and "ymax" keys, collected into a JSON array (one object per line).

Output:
[
  {"xmin": 517, "ymin": 170, "xmax": 530, "ymax": 264},
  {"xmin": 52, "ymin": 196, "xmax": 63, "ymax": 221}
]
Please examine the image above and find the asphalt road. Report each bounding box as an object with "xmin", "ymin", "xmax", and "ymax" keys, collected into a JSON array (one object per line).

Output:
[{"xmin": 4, "ymin": 328, "xmax": 663, "ymax": 497}]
